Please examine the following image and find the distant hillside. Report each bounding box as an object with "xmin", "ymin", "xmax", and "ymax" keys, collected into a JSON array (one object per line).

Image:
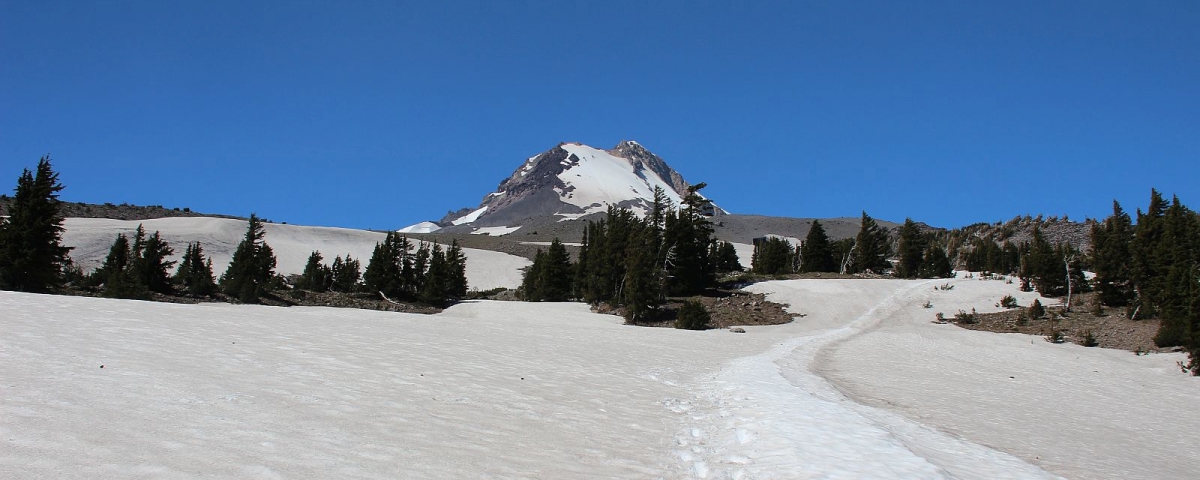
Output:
[{"xmin": 0, "ymin": 196, "xmax": 243, "ymax": 222}]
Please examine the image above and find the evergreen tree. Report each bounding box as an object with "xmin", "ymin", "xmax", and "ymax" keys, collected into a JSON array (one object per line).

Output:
[
  {"xmin": 92, "ymin": 233, "xmax": 144, "ymax": 298},
  {"xmin": 918, "ymin": 243, "xmax": 954, "ymax": 278},
  {"xmin": 298, "ymin": 251, "xmax": 333, "ymax": 291},
  {"xmin": 219, "ymin": 214, "xmax": 277, "ymax": 302},
  {"xmin": 622, "ymin": 224, "xmax": 662, "ymax": 322},
  {"xmin": 663, "ymin": 183, "xmax": 715, "ymax": 295},
  {"xmin": 174, "ymin": 242, "xmax": 215, "ymax": 296},
  {"xmin": 895, "ymin": 218, "xmax": 926, "ymax": 278},
  {"xmin": 712, "ymin": 241, "xmax": 743, "ymax": 273},
  {"xmin": 330, "ymin": 254, "xmax": 361, "ymax": 293},
  {"xmin": 0, "ymin": 156, "xmax": 72, "ymax": 292},
  {"xmin": 1153, "ymin": 197, "xmax": 1199, "ymax": 347},
  {"xmin": 364, "ymin": 233, "xmax": 401, "ymax": 297},
  {"xmin": 445, "ymin": 240, "xmax": 468, "ymax": 300},
  {"xmin": 1091, "ymin": 201, "xmax": 1134, "ymax": 306},
  {"xmin": 799, "ymin": 220, "xmax": 836, "ymax": 273},
  {"xmin": 1131, "ymin": 189, "xmax": 1169, "ymax": 315},
  {"xmin": 751, "ymin": 237, "xmax": 795, "ymax": 275},
  {"xmin": 134, "ymin": 228, "xmax": 175, "ymax": 295},
  {"xmin": 420, "ymin": 243, "xmax": 450, "ymax": 306},
  {"xmin": 850, "ymin": 212, "xmax": 891, "ymax": 274},
  {"xmin": 522, "ymin": 250, "xmax": 545, "ymax": 301}
]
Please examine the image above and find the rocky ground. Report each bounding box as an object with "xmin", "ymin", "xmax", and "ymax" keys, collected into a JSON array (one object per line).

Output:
[{"xmin": 951, "ymin": 292, "xmax": 1164, "ymax": 353}]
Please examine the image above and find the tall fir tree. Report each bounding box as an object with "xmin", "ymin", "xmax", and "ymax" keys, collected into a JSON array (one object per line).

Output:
[
  {"xmin": 298, "ymin": 250, "xmax": 333, "ymax": 291},
  {"xmin": 894, "ymin": 218, "xmax": 926, "ymax": 279},
  {"xmin": 918, "ymin": 243, "xmax": 954, "ymax": 278},
  {"xmin": 1091, "ymin": 201, "xmax": 1134, "ymax": 307},
  {"xmin": 0, "ymin": 156, "xmax": 72, "ymax": 292},
  {"xmin": 92, "ymin": 233, "xmax": 144, "ymax": 299},
  {"xmin": 174, "ymin": 242, "xmax": 215, "ymax": 296},
  {"xmin": 135, "ymin": 229, "xmax": 175, "ymax": 295},
  {"xmin": 219, "ymin": 214, "xmax": 277, "ymax": 302},
  {"xmin": 850, "ymin": 212, "xmax": 892, "ymax": 274},
  {"xmin": 799, "ymin": 219, "xmax": 836, "ymax": 273},
  {"xmin": 330, "ymin": 254, "xmax": 361, "ymax": 293}
]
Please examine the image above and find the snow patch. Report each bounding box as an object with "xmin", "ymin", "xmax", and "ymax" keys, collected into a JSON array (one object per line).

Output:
[
  {"xmin": 471, "ymin": 226, "xmax": 521, "ymax": 236},
  {"xmin": 555, "ymin": 143, "xmax": 685, "ymax": 218},
  {"xmin": 451, "ymin": 206, "xmax": 488, "ymax": 225},
  {"xmin": 397, "ymin": 221, "xmax": 441, "ymax": 234}
]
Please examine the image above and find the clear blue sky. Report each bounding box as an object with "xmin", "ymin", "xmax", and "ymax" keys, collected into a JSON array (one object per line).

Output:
[{"xmin": 2, "ymin": 1, "xmax": 1197, "ymax": 230}]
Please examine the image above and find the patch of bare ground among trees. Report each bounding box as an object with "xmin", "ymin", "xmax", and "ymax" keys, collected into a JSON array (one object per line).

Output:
[
  {"xmin": 594, "ymin": 290, "xmax": 795, "ymax": 330},
  {"xmin": 947, "ymin": 291, "xmax": 1164, "ymax": 353}
]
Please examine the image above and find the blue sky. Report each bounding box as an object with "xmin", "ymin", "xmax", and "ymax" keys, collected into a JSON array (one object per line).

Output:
[{"xmin": 2, "ymin": 1, "xmax": 1197, "ymax": 230}]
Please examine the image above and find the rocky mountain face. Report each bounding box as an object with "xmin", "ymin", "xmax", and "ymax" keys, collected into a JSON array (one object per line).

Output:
[{"xmin": 432, "ymin": 141, "xmax": 708, "ymax": 232}]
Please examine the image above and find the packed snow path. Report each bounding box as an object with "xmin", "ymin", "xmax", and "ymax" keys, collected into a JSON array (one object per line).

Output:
[{"xmin": 3, "ymin": 275, "xmax": 1197, "ymax": 478}]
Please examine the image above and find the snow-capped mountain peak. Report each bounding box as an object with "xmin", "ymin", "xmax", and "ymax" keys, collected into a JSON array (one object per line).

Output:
[{"xmin": 437, "ymin": 141, "xmax": 714, "ymax": 231}]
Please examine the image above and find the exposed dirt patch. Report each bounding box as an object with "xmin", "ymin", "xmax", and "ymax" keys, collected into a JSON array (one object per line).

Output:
[
  {"xmin": 950, "ymin": 292, "xmax": 1164, "ymax": 353},
  {"xmin": 594, "ymin": 289, "xmax": 796, "ymax": 330}
]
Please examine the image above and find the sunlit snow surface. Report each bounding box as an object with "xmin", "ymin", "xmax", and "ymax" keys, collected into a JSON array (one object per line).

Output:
[
  {"xmin": 4, "ymin": 275, "xmax": 1198, "ymax": 478},
  {"xmin": 396, "ymin": 221, "xmax": 441, "ymax": 234},
  {"xmin": 555, "ymin": 143, "xmax": 685, "ymax": 218},
  {"xmin": 60, "ymin": 217, "xmax": 529, "ymax": 291}
]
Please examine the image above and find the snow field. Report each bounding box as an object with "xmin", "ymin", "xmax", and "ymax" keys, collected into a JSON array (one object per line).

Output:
[
  {"xmin": 1, "ymin": 293, "xmax": 771, "ymax": 479},
  {"xmin": 5, "ymin": 273, "xmax": 1197, "ymax": 478},
  {"xmin": 60, "ymin": 217, "xmax": 530, "ymax": 291},
  {"xmin": 556, "ymin": 143, "xmax": 684, "ymax": 217},
  {"xmin": 723, "ymin": 275, "xmax": 1198, "ymax": 479},
  {"xmin": 807, "ymin": 276, "xmax": 1200, "ymax": 479}
]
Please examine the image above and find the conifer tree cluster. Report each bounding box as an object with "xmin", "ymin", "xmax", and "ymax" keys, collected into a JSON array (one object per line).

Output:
[
  {"xmin": 563, "ymin": 185, "xmax": 724, "ymax": 324},
  {"xmin": 89, "ymin": 224, "xmax": 176, "ymax": 298},
  {"xmin": 0, "ymin": 156, "xmax": 73, "ymax": 293},
  {"xmin": 751, "ymin": 237, "xmax": 799, "ymax": 275},
  {"xmin": 523, "ymin": 238, "xmax": 573, "ymax": 302},
  {"xmin": 961, "ymin": 237, "xmax": 1022, "ymax": 274},
  {"xmin": 219, "ymin": 214, "xmax": 278, "ymax": 303},
  {"xmin": 297, "ymin": 250, "xmax": 361, "ymax": 293},
  {"xmin": 849, "ymin": 212, "xmax": 892, "ymax": 274},
  {"xmin": 174, "ymin": 242, "xmax": 216, "ymax": 296},
  {"xmin": 894, "ymin": 218, "xmax": 955, "ymax": 279},
  {"xmin": 1088, "ymin": 190, "xmax": 1200, "ymax": 371},
  {"xmin": 1019, "ymin": 226, "xmax": 1088, "ymax": 298},
  {"xmin": 799, "ymin": 220, "xmax": 837, "ymax": 273},
  {"xmin": 363, "ymin": 231, "xmax": 467, "ymax": 306}
]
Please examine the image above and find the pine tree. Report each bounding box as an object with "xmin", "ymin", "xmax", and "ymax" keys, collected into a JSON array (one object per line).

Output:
[
  {"xmin": 751, "ymin": 237, "xmax": 794, "ymax": 275},
  {"xmin": 799, "ymin": 220, "xmax": 836, "ymax": 273},
  {"xmin": 219, "ymin": 214, "xmax": 277, "ymax": 302},
  {"xmin": 712, "ymin": 241, "xmax": 743, "ymax": 272},
  {"xmin": 622, "ymin": 225, "xmax": 662, "ymax": 322},
  {"xmin": 850, "ymin": 211, "xmax": 891, "ymax": 274},
  {"xmin": 445, "ymin": 240, "xmax": 468, "ymax": 300},
  {"xmin": 1091, "ymin": 201, "xmax": 1134, "ymax": 307},
  {"xmin": 135, "ymin": 229, "xmax": 175, "ymax": 294},
  {"xmin": 330, "ymin": 254, "xmax": 361, "ymax": 293},
  {"xmin": 92, "ymin": 233, "xmax": 144, "ymax": 298},
  {"xmin": 298, "ymin": 251, "xmax": 332, "ymax": 291},
  {"xmin": 174, "ymin": 242, "xmax": 215, "ymax": 296},
  {"xmin": 663, "ymin": 184, "xmax": 715, "ymax": 295},
  {"xmin": 895, "ymin": 218, "xmax": 926, "ymax": 278},
  {"xmin": 0, "ymin": 156, "xmax": 72, "ymax": 292},
  {"xmin": 918, "ymin": 243, "xmax": 954, "ymax": 278},
  {"xmin": 1131, "ymin": 189, "xmax": 1169, "ymax": 315},
  {"xmin": 1153, "ymin": 197, "xmax": 1199, "ymax": 347},
  {"xmin": 420, "ymin": 243, "xmax": 450, "ymax": 306}
]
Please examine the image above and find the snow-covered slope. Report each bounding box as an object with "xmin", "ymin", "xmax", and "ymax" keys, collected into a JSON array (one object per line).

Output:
[
  {"xmin": 440, "ymin": 140, "xmax": 715, "ymax": 228},
  {"xmin": 5, "ymin": 276, "xmax": 1196, "ymax": 478},
  {"xmin": 60, "ymin": 217, "xmax": 529, "ymax": 291}
]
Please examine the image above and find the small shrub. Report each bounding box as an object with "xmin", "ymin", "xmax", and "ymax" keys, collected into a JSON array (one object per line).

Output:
[
  {"xmin": 1016, "ymin": 309, "xmax": 1029, "ymax": 326},
  {"xmin": 1091, "ymin": 301, "xmax": 1103, "ymax": 316},
  {"xmin": 923, "ymin": 300, "xmax": 933, "ymax": 309},
  {"xmin": 1046, "ymin": 329, "xmax": 1065, "ymax": 344},
  {"xmin": 1081, "ymin": 330, "xmax": 1098, "ymax": 347},
  {"xmin": 674, "ymin": 301, "xmax": 712, "ymax": 330},
  {"xmin": 938, "ymin": 283, "xmax": 954, "ymax": 291},
  {"xmin": 954, "ymin": 308, "xmax": 977, "ymax": 324},
  {"xmin": 934, "ymin": 312, "xmax": 947, "ymax": 323},
  {"xmin": 999, "ymin": 295, "xmax": 1019, "ymax": 309},
  {"xmin": 1028, "ymin": 299, "xmax": 1045, "ymax": 319}
]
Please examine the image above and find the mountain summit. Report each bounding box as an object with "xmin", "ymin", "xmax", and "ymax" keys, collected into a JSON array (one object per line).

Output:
[{"xmin": 427, "ymin": 141, "xmax": 712, "ymax": 233}]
